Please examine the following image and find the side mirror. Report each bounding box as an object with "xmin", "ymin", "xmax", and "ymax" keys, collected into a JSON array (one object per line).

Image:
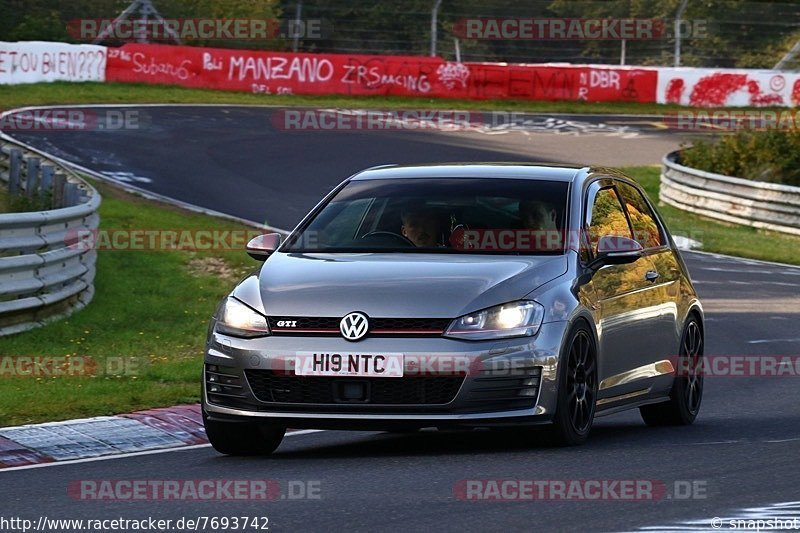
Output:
[
  {"xmin": 589, "ymin": 235, "xmax": 643, "ymax": 269},
  {"xmin": 246, "ymin": 233, "xmax": 282, "ymax": 261}
]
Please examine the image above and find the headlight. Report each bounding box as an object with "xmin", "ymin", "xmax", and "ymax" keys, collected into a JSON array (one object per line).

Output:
[
  {"xmin": 444, "ymin": 301, "xmax": 545, "ymax": 340},
  {"xmin": 215, "ymin": 297, "xmax": 270, "ymax": 338}
]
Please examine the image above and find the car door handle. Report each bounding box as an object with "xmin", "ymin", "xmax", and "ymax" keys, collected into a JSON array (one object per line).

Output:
[{"xmin": 645, "ymin": 270, "xmax": 660, "ymax": 282}]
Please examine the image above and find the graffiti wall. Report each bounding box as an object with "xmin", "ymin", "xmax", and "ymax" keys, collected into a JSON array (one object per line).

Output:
[
  {"xmin": 0, "ymin": 41, "xmax": 106, "ymax": 84},
  {"xmin": 657, "ymin": 67, "xmax": 800, "ymax": 107},
  {"xmin": 105, "ymin": 43, "xmax": 657, "ymax": 103},
  {"xmin": 3, "ymin": 41, "xmax": 799, "ymax": 108},
  {"xmin": 105, "ymin": 43, "xmax": 442, "ymax": 97},
  {"xmin": 459, "ymin": 62, "xmax": 656, "ymax": 103}
]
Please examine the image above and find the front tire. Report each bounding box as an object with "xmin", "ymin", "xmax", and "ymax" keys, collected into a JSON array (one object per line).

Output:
[
  {"xmin": 547, "ymin": 324, "xmax": 598, "ymax": 446},
  {"xmin": 203, "ymin": 410, "xmax": 286, "ymax": 456},
  {"xmin": 640, "ymin": 317, "xmax": 704, "ymax": 426}
]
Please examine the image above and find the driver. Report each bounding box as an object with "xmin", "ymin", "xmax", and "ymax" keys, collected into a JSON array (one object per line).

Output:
[
  {"xmin": 519, "ymin": 199, "xmax": 559, "ymax": 252},
  {"xmin": 519, "ymin": 199, "xmax": 557, "ymax": 231},
  {"xmin": 400, "ymin": 204, "xmax": 444, "ymax": 247}
]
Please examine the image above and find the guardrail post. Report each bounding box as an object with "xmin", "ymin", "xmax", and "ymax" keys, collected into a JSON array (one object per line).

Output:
[
  {"xmin": 25, "ymin": 156, "xmax": 41, "ymax": 199},
  {"xmin": 8, "ymin": 148, "xmax": 22, "ymax": 196},
  {"xmin": 53, "ymin": 172, "xmax": 66, "ymax": 208},
  {"xmin": 40, "ymin": 164, "xmax": 55, "ymax": 202},
  {"xmin": 64, "ymin": 182, "xmax": 79, "ymax": 207}
]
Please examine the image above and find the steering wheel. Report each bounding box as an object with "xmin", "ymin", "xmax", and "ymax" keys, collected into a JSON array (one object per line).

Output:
[
  {"xmin": 359, "ymin": 231, "xmax": 415, "ymax": 247},
  {"xmin": 447, "ymin": 222, "xmax": 471, "ymax": 249}
]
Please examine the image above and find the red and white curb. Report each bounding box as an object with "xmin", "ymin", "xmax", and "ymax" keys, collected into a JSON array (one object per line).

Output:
[{"xmin": 0, "ymin": 404, "xmax": 206, "ymax": 469}]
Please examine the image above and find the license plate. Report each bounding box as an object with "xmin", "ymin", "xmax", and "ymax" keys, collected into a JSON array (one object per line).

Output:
[{"xmin": 295, "ymin": 352, "xmax": 404, "ymax": 378}]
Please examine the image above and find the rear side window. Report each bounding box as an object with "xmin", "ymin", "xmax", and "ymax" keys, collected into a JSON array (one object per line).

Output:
[
  {"xmin": 587, "ymin": 187, "xmax": 633, "ymax": 256},
  {"xmin": 616, "ymin": 182, "xmax": 664, "ymax": 249}
]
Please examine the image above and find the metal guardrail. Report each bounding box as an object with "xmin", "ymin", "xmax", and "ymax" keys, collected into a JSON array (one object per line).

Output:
[
  {"xmin": 660, "ymin": 151, "xmax": 800, "ymax": 237},
  {"xmin": 0, "ymin": 139, "xmax": 101, "ymax": 336}
]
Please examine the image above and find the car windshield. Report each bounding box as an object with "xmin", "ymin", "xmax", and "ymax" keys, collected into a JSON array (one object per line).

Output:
[{"xmin": 282, "ymin": 178, "xmax": 570, "ymax": 255}]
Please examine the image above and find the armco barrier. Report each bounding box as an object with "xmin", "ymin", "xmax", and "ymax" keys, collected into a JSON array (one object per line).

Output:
[
  {"xmin": 0, "ymin": 138, "xmax": 100, "ymax": 336},
  {"xmin": 660, "ymin": 151, "xmax": 800, "ymax": 236}
]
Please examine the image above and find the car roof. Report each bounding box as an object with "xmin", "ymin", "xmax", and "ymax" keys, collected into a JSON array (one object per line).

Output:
[{"xmin": 350, "ymin": 163, "xmax": 589, "ymax": 183}]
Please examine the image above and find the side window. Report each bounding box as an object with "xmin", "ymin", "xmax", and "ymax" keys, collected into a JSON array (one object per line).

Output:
[
  {"xmin": 587, "ymin": 187, "xmax": 633, "ymax": 256},
  {"xmin": 616, "ymin": 182, "xmax": 664, "ymax": 249}
]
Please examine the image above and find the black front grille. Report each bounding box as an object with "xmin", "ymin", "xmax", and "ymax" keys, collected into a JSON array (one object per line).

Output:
[
  {"xmin": 245, "ymin": 370, "xmax": 463, "ymax": 405},
  {"xmin": 371, "ymin": 318, "xmax": 451, "ymax": 331},
  {"xmin": 268, "ymin": 316, "xmax": 450, "ymax": 336}
]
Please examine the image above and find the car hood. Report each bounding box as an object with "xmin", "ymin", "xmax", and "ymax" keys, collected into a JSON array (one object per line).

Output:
[{"xmin": 246, "ymin": 252, "xmax": 567, "ymax": 318}]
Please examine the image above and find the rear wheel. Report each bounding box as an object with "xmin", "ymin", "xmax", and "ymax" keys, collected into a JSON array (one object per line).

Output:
[
  {"xmin": 203, "ymin": 410, "xmax": 286, "ymax": 456},
  {"xmin": 640, "ymin": 318, "xmax": 704, "ymax": 426},
  {"xmin": 547, "ymin": 324, "xmax": 597, "ymax": 446}
]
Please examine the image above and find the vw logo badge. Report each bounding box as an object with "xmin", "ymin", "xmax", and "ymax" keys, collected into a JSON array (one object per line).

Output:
[{"xmin": 340, "ymin": 312, "xmax": 369, "ymax": 341}]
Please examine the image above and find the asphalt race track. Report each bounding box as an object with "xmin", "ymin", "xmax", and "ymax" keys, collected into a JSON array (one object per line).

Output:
[
  {"xmin": 3, "ymin": 106, "xmax": 800, "ymax": 532},
  {"xmin": 6, "ymin": 106, "xmax": 681, "ymax": 229}
]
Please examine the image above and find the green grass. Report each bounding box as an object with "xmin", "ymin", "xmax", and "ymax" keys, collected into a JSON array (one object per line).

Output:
[
  {"xmin": 0, "ymin": 187, "xmax": 8, "ymax": 214},
  {"xmin": 624, "ymin": 165, "xmax": 800, "ymax": 266},
  {"xmin": 0, "ymin": 81, "xmax": 785, "ymax": 116},
  {"xmin": 1, "ymin": 192, "xmax": 52, "ymax": 214}
]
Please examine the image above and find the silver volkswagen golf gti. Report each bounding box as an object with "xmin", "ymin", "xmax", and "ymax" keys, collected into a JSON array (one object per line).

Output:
[{"xmin": 202, "ymin": 163, "xmax": 704, "ymax": 454}]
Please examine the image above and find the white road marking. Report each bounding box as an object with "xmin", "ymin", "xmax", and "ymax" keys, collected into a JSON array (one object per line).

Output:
[
  {"xmin": 685, "ymin": 250, "xmax": 800, "ymax": 270},
  {"xmin": 685, "ymin": 440, "xmax": 742, "ymax": 446},
  {"xmin": 748, "ymin": 338, "xmax": 800, "ymax": 344},
  {"xmin": 693, "ymin": 280, "xmax": 800, "ymax": 286},
  {"xmin": 729, "ymin": 280, "xmax": 800, "ymax": 287},
  {"xmin": 101, "ymin": 171, "xmax": 153, "ymax": 184},
  {"xmin": 639, "ymin": 501, "xmax": 800, "ymax": 532},
  {"xmin": 0, "ymin": 429, "xmax": 323, "ymax": 473},
  {"xmin": 698, "ymin": 267, "xmax": 777, "ymax": 274}
]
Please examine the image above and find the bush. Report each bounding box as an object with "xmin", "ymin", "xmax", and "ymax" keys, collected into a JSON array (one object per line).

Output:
[{"xmin": 680, "ymin": 130, "xmax": 800, "ymax": 187}]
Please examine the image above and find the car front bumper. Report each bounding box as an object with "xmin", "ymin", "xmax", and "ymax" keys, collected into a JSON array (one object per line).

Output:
[{"xmin": 202, "ymin": 321, "xmax": 568, "ymax": 430}]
